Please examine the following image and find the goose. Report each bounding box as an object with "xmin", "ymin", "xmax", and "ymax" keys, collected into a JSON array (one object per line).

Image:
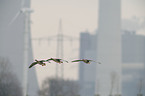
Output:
[
  {"xmin": 46, "ymin": 58, "xmax": 68, "ymax": 64},
  {"xmin": 72, "ymin": 59, "xmax": 101, "ymax": 64},
  {"xmin": 29, "ymin": 59, "xmax": 47, "ymax": 68}
]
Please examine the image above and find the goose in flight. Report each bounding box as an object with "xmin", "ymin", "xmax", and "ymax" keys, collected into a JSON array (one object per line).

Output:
[
  {"xmin": 72, "ymin": 59, "xmax": 101, "ymax": 64},
  {"xmin": 46, "ymin": 58, "xmax": 68, "ymax": 64},
  {"xmin": 29, "ymin": 59, "xmax": 48, "ymax": 68}
]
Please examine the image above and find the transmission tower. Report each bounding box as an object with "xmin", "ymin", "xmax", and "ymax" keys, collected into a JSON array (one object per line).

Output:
[
  {"xmin": 56, "ymin": 18, "xmax": 64, "ymax": 78},
  {"xmin": 32, "ymin": 19, "xmax": 79, "ymax": 79}
]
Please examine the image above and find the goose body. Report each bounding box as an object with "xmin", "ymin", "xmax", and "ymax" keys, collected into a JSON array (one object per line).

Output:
[
  {"xmin": 72, "ymin": 59, "xmax": 101, "ymax": 64},
  {"xmin": 29, "ymin": 59, "xmax": 47, "ymax": 68}
]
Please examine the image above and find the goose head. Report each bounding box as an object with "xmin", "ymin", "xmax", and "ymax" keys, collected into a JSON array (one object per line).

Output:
[{"xmin": 41, "ymin": 63, "xmax": 46, "ymax": 66}]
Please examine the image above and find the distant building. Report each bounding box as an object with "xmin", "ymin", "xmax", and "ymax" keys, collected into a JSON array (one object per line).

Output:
[
  {"xmin": 79, "ymin": 0, "xmax": 144, "ymax": 96},
  {"xmin": 96, "ymin": 0, "xmax": 122, "ymax": 96},
  {"xmin": 122, "ymin": 30, "xmax": 145, "ymax": 96},
  {"xmin": 0, "ymin": 0, "xmax": 39, "ymax": 96},
  {"xmin": 79, "ymin": 30, "xmax": 145, "ymax": 96},
  {"xmin": 79, "ymin": 31, "xmax": 97, "ymax": 96}
]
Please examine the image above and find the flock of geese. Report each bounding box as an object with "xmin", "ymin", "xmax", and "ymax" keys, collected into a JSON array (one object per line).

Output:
[{"xmin": 29, "ymin": 58, "xmax": 101, "ymax": 68}]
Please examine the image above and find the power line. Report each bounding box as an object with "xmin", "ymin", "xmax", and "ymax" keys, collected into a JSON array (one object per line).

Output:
[{"xmin": 32, "ymin": 19, "xmax": 79, "ymax": 79}]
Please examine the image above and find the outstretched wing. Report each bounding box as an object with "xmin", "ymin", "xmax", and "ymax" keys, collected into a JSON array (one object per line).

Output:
[
  {"xmin": 46, "ymin": 58, "xmax": 60, "ymax": 63},
  {"xmin": 72, "ymin": 60, "xmax": 83, "ymax": 62},
  {"xmin": 46, "ymin": 58, "xmax": 53, "ymax": 61},
  {"xmin": 29, "ymin": 62, "xmax": 37, "ymax": 68},
  {"xmin": 39, "ymin": 60, "xmax": 47, "ymax": 62},
  {"xmin": 61, "ymin": 59, "xmax": 69, "ymax": 63},
  {"xmin": 45, "ymin": 60, "xmax": 51, "ymax": 63},
  {"xmin": 57, "ymin": 58, "xmax": 69, "ymax": 63},
  {"xmin": 89, "ymin": 60, "xmax": 101, "ymax": 64},
  {"xmin": 89, "ymin": 60, "xmax": 96, "ymax": 62}
]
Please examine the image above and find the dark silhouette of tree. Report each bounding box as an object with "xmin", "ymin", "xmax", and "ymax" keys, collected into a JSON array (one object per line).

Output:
[
  {"xmin": 0, "ymin": 57, "xmax": 22, "ymax": 96},
  {"xmin": 137, "ymin": 79, "xmax": 144, "ymax": 96},
  {"xmin": 38, "ymin": 77, "xmax": 80, "ymax": 96}
]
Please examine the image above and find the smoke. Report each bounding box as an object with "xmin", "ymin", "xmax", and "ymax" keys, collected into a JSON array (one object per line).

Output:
[{"xmin": 122, "ymin": 17, "xmax": 145, "ymax": 32}]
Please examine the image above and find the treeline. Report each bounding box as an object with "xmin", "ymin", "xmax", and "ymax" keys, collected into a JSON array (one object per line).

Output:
[
  {"xmin": 38, "ymin": 77, "xmax": 80, "ymax": 96},
  {"xmin": 0, "ymin": 57, "xmax": 22, "ymax": 96}
]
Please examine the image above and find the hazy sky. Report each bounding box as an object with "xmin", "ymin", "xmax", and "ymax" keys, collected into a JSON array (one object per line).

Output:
[{"xmin": 31, "ymin": 0, "xmax": 145, "ymax": 87}]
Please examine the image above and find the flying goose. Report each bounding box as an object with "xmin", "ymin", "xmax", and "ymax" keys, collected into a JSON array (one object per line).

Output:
[
  {"xmin": 72, "ymin": 59, "xmax": 101, "ymax": 64},
  {"xmin": 29, "ymin": 59, "xmax": 47, "ymax": 68},
  {"xmin": 46, "ymin": 58, "xmax": 68, "ymax": 64}
]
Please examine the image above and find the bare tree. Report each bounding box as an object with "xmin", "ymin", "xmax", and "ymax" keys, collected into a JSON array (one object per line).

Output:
[
  {"xmin": 0, "ymin": 57, "xmax": 22, "ymax": 96},
  {"xmin": 38, "ymin": 77, "xmax": 80, "ymax": 96},
  {"xmin": 109, "ymin": 71, "xmax": 118, "ymax": 96},
  {"xmin": 137, "ymin": 79, "xmax": 144, "ymax": 96}
]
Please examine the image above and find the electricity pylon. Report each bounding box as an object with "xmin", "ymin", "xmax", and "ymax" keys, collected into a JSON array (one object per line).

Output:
[
  {"xmin": 56, "ymin": 18, "xmax": 64, "ymax": 78},
  {"xmin": 32, "ymin": 19, "xmax": 78, "ymax": 79}
]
